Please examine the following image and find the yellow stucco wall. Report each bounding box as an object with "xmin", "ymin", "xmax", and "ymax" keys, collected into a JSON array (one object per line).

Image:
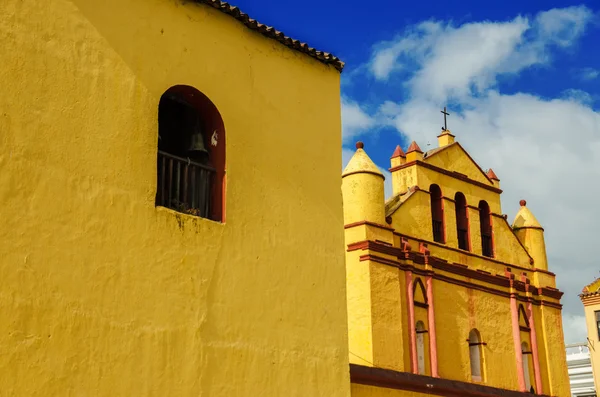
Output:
[
  {"xmin": 514, "ymin": 227, "xmax": 549, "ymax": 271},
  {"xmin": 432, "ymin": 276, "xmax": 520, "ymax": 388},
  {"xmin": 370, "ymin": 263, "xmax": 406, "ymax": 371},
  {"xmin": 343, "ymin": 172, "xmax": 386, "ymax": 225},
  {"xmin": 539, "ymin": 305, "xmax": 570, "ymax": 396},
  {"xmin": 0, "ymin": 1, "xmax": 351, "ymax": 396},
  {"xmin": 423, "ymin": 144, "xmax": 493, "ymax": 187}
]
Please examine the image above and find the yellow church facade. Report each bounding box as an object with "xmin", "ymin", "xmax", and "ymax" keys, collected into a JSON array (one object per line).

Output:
[
  {"xmin": 342, "ymin": 132, "xmax": 571, "ymax": 397},
  {"xmin": 580, "ymin": 279, "xmax": 600, "ymax": 394}
]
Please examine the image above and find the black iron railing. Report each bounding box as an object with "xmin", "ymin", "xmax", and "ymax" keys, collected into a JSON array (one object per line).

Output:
[
  {"xmin": 481, "ymin": 234, "xmax": 493, "ymax": 257},
  {"xmin": 156, "ymin": 150, "xmax": 215, "ymax": 218},
  {"xmin": 432, "ymin": 220, "xmax": 444, "ymax": 243},
  {"xmin": 457, "ymin": 228, "xmax": 469, "ymax": 251}
]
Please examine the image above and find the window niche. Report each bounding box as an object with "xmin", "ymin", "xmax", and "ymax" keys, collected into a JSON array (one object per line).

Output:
[
  {"xmin": 596, "ymin": 311, "xmax": 600, "ymax": 340},
  {"xmin": 156, "ymin": 85, "xmax": 226, "ymax": 222},
  {"xmin": 430, "ymin": 184, "xmax": 445, "ymax": 243},
  {"xmin": 479, "ymin": 200, "xmax": 493, "ymax": 258},
  {"xmin": 468, "ymin": 329, "xmax": 484, "ymax": 382},
  {"xmin": 455, "ymin": 192, "xmax": 470, "ymax": 251}
]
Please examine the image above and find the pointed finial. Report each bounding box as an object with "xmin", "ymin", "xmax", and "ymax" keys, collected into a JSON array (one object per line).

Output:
[
  {"xmin": 391, "ymin": 145, "xmax": 406, "ymax": 159},
  {"xmin": 406, "ymin": 141, "xmax": 423, "ymax": 154},
  {"xmin": 520, "ymin": 200, "xmax": 527, "ymax": 207},
  {"xmin": 486, "ymin": 168, "xmax": 499, "ymax": 181},
  {"xmin": 356, "ymin": 141, "xmax": 364, "ymax": 149}
]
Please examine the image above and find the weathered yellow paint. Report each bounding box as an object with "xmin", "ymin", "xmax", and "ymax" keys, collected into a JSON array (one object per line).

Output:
[
  {"xmin": 513, "ymin": 204, "xmax": 549, "ymax": 271},
  {"xmin": 343, "ymin": 133, "xmax": 570, "ymax": 397},
  {"xmin": 0, "ymin": 1, "xmax": 351, "ymax": 396},
  {"xmin": 343, "ymin": 148, "xmax": 386, "ymax": 225},
  {"xmin": 416, "ymin": 166, "xmax": 501, "ymax": 214},
  {"xmin": 437, "ymin": 130, "xmax": 455, "ymax": 147},
  {"xmin": 391, "ymin": 166, "xmax": 418, "ymax": 197},
  {"xmin": 422, "ymin": 143, "xmax": 492, "ymax": 187},
  {"xmin": 432, "ymin": 278, "xmax": 520, "ymax": 388},
  {"xmin": 539, "ymin": 305, "xmax": 570, "ymax": 396},
  {"xmin": 370, "ymin": 262, "xmax": 406, "ymax": 371}
]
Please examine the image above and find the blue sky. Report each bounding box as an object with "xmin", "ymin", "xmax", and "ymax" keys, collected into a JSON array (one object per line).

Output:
[{"xmin": 225, "ymin": 0, "xmax": 600, "ymax": 343}]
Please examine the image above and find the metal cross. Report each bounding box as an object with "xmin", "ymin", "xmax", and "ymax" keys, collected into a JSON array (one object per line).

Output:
[{"xmin": 441, "ymin": 106, "xmax": 450, "ymax": 131}]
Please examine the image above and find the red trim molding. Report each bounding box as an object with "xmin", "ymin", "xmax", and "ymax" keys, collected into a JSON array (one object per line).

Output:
[
  {"xmin": 394, "ymin": 231, "xmax": 554, "ymax": 277},
  {"xmin": 349, "ymin": 364, "xmax": 555, "ymax": 397},
  {"xmin": 348, "ymin": 240, "xmax": 564, "ymax": 302},
  {"xmin": 388, "ymin": 160, "xmax": 502, "ymax": 194}
]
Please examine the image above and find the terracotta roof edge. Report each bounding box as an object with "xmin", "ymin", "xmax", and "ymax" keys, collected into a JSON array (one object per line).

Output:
[{"xmin": 193, "ymin": 0, "xmax": 344, "ymax": 72}]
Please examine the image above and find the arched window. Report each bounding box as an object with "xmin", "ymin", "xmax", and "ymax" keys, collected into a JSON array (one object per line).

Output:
[
  {"xmin": 413, "ymin": 278, "xmax": 428, "ymax": 308},
  {"xmin": 468, "ymin": 329, "xmax": 483, "ymax": 382},
  {"xmin": 455, "ymin": 192, "xmax": 470, "ymax": 251},
  {"xmin": 479, "ymin": 200, "xmax": 493, "ymax": 257},
  {"xmin": 522, "ymin": 342, "xmax": 532, "ymax": 392},
  {"xmin": 430, "ymin": 184, "xmax": 445, "ymax": 243},
  {"xmin": 416, "ymin": 321, "xmax": 426, "ymax": 375},
  {"xmin": 156, "ymin": 86, "xmax": 226, "ymax": 222},
  {"xmin": 518, "ymin": 305, "xmax": 530, "ymax": 331}
]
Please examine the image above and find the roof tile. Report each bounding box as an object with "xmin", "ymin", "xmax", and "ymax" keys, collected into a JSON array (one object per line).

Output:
[{"xmin": 194, "ymin": 0, "xmax": 344, "ymax": 72}]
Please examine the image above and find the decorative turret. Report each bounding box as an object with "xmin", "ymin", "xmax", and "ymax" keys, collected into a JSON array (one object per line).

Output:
[
  {"xmin": 512, "ymin": 200, "xmax": 548, "ymax": 271},
  {"xmin": 390, "ymin": 145, "xmax": 406, "ymax": 168},
  {"xmin": 437, "ymin": 130, "xmax": 455, "ymax": 147},
  {"xmin": 487, "ymin": 168, "xmax": 500, "ymax": 188},
  {"xmin": 405, "ymin": 141, "xmax": 423, "ymax": 162},
  {"xmin": 342, "ymin": 142, "xmax": 386, "ymax": 225}
]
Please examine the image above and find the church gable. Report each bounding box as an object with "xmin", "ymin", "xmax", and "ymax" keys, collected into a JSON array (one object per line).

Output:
[
  {"xmin": 424, "ymin": 143, "xmax": 493, "ymax": 186},
  {"xmin": 582, "ymin": 278, "xmax": 600, "ymax": 295}
]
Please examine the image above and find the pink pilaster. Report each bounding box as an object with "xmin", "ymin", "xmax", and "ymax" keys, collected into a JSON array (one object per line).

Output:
[
  {"xmin": 510, "ymin": 295, "xmax": 526, "ymax": 391},
  {"xmin": 527, "ymin": 301, "xmax": 543, "ymax": 393},
  {"xmin": 406, "ymin": 271, "xmax": 417, "ymax": 373},
  {"xmin": 426, "ymin": 275, "xmax": 438, "ymax": 377}
]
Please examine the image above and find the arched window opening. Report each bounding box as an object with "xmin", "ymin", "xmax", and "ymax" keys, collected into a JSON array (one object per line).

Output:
[
  {"xmin": 479, "ymin": 200, "xmax": 493, "ymax": 257},
  {"xmin": 518, "ymin": 305, "xmax": 530, "ymax": 331},
  {"xmin": 522, "ymin": 342, "xmax": 533, "ymax": 392},
  {"xmin": 156, "ymin": 86, "xmax": 226, "ymax": 222},
  {"xmin": 430, "ymin": 184, "xmax": 445, "ymax": 243},
  {"xmin": 416, "ymin": 321, "xmax": 427, "ymax": 375},
  {"xmin": 413, "ymin": 278, "xmax": 428, "ymax": 309},
  {"xmin": 455, "ymin": 192, "xmax": 470, "ymax": 251},
  {"xmin": 468, "ymin": 329, "xmax": 483, "ymax": 382}
]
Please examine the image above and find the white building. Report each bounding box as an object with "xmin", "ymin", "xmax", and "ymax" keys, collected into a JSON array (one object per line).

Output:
[{"xmin": 567, "ymin": 343, "xmax": 596, "ymax": 397}]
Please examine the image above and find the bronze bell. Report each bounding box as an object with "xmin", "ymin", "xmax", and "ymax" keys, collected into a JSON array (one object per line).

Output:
[
  {"xmin": 188, "ymin": 130, "xmax": 208, "ymax": 155},
  {"xmin": 187, "ymin": 113, "xmax": 208, "ymax": 155}
]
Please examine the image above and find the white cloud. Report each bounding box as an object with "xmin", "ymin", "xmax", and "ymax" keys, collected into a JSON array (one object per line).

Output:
[
  {"xmin": 535, "ymin": 6, "xmax": 593, "ymax": 47},
  {"xmin": 341, "ymin": 99, "xmax": 375, "ymax": 143},
  {"xmin": 368, "ymin": 6, "xmax": 594, "ymax": 102},
  {"xmin": 344, "ymin": 5, "xmax": 599, "ymax": 343},
  {"xmin": 577, "ymin": 67, "xmax": 599, "ymax": 81},
  {"xmin": 562, "ymin": 314, "xmax": 589, "ymax": 345},
  {"xmin": 561, "ymin": 88, "xmax": 594, "ymax": 105}
]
